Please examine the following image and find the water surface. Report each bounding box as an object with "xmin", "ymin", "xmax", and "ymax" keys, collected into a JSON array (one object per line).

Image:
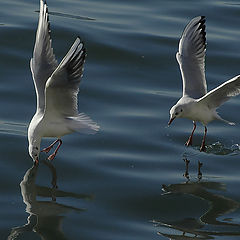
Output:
[{"xmin": 1, "ymin": 0, "xmax": 240, "ymax": 239}]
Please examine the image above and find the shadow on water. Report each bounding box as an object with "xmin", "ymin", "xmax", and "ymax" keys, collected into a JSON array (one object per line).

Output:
[
  {"xmin": 8, "ymin": 160, "xmax": 93, "ymax": 240},
  {"xmin": 153, "ymin": 159, "xmax": 240, "ymax": 240}
]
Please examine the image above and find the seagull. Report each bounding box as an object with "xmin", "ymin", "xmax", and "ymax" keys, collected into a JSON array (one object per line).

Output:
[
  {"xmin": 168, "ymin": 16, "xmax": 240, "ymax": 151},
  {"xmin": 28, "ymin": 0, "xmax": 99, "ymax": 164}
]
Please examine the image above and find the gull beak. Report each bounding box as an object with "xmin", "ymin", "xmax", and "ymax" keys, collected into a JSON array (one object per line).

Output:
[{"xmin": 168, "ymin": 116, "xmax": 176, "ymax": 126}]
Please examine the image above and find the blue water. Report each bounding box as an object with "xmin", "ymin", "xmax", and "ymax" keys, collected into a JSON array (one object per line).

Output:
[{"xmin": 1, "ymin": 0, "xmax": 240, "ymax": 239}]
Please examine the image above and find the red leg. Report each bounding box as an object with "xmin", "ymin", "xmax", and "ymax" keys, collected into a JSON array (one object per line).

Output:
[
  {"xmin": 200, "ymin": 126, "xmax": 207, "ymax": 152},
  {"xmin": 185, "ymin": 121, "xmax": 196, "ymax": 146},
  {"xmin": 48, "ymin": 139, "xmax": 63, "ymax": 161},
  {"xmin": 41, "ymin": 139, "xmax": 61, "ymax": 153}
]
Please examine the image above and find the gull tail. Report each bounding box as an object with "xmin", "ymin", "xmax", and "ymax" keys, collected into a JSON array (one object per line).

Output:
[
  {"xmin": 216, "ymin": 114, "xmax": 235, "ymax": 126},
  {"xmin": 66, "ymin": 113, "xmax": 100, "ymax": 134}
]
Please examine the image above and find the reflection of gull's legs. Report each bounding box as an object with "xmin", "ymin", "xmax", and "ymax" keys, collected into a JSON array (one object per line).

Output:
[
  {"xmin": 185, "ymin": 121, "xmax": 196, "ymax": 146},
  {"xmin": 183, "ymin": 158, "xmax": 190, "ymax": 180},
  {"xmin": 43, "ymin": 160, "xmax": 58, "ymax": 201},
  {"xmin": 198, "ymin": 161, "xmax": 203, "ymax": 180},
  {"xmin": 41, "ymin": 139, "xmax": 63, "ymax": 161},
  {"xmin": 43, "ymin": 160, "xmax": 58, "ymax": 189},
  {"xmin": 200, "ymin": 127, "xmax": 207, "ymax": 152}
]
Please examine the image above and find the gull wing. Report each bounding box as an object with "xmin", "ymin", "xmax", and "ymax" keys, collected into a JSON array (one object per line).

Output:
[
  {"xmin": 44, "ymin": 37, "xmax": 85, "ymax": 118},
  {"xmin": 176, "ymin": 16, "xmax": 207, "ymax": 98},
  {"xmin": 30, "ymin": 0, "xmax": 58, "ymax": 113},
  {"xmin": 197, "ymin": 75, "xmax": 240, "ymax": 109}
]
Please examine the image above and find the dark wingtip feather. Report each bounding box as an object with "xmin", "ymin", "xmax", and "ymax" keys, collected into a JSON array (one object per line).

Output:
[
  {"xmin": 66, "ymin": 38, "xmax": 87, "ymax": 82},
  {"xmin": 77, "ymin": 36, "xmax": 86, "ymax": 57},
  {"xmin": 43, "ymin": 0, "xmax": 51, "ymax": 38},
  {"xmin": 195, "ymin": 16, "xmax": 207, "ymax": 48}
]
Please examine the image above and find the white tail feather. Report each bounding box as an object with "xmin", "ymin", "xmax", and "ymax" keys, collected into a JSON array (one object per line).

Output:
[
  {"xmin": 216, "ymin": 115, "xmax": 235, "ymax": 126},
  {"xmin": 66, "ymin": 113, "xmax": 100, "ymax": 134}
]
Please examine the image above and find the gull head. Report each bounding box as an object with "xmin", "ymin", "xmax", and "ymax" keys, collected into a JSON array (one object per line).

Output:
[
  {"xmin": 168, "ymin": 104, "xmax": 185, "ymax": 126},
  {"xmin": 28, "ymin": 143, "xmax": 40, "ymax": 163}
]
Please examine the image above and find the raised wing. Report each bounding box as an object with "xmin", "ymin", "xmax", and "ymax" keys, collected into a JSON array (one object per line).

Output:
[
  {"xmin": 30, "ymin": 0, "xmax": 58, "ymax": 113},
  {"xmin": 176, "ymin": 16, "xmax": 207, "ymax": 98},
  {"xmin": 197, "ymin": 75, "xmax": 240, "ymax": 109},
  {"xmin": 44, "ymin": 37, "xmax": 86, "ymax": 117}
]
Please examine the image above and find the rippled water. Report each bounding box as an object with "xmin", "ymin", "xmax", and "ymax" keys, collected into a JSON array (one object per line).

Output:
[{"xmin": 1, "ymin": 0, "xmax": 240, "ymax": 239}]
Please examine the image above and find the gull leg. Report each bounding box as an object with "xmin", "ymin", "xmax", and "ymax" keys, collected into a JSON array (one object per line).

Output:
[
  {"xmin": 200, "ymin": 126, "xmax": 207, "ymax": 152},
  {"xmin": 185, "ymin": 121, "xmax": 196, "ymax": 146},
  {"xmin": 41, "ymin": 139, "xmax": 60, "ymax": 153},
  {"xmin": 48, "ymin": 139, "xmax": 62, "ymax": 161}
]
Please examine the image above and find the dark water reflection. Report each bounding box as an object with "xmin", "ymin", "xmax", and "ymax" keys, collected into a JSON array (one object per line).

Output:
[
  {"xmin": 154, "ymin": 162, "xmax": 240, "ymax": 240},
  {"xmin": 8, "ymin": 161, "xmax": 92, "ymax": 240}
]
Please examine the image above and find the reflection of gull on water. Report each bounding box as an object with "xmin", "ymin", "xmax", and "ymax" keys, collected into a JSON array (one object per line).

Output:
[
  {"xmin": 8, "ymin": 161, "xmax": 92, "ymax": 240},
  {"xmin": 154, "ymin": 179, "xmax": 240, "ymax": 239}
]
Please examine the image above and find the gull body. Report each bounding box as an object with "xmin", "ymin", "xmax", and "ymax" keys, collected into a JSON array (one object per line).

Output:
[
  {"xmin": 170, "ymin": 97, "xmax": 220, "ymax": 126},
  {"xmin": 168, "ymin": 16, "xmax": 240, "ymax": 151},
  {"xmin": 28, "ymin": 0, "xmax": 99, "ymax": 163}
]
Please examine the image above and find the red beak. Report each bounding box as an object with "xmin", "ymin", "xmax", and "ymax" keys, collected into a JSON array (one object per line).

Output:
[
  {"xmin": 34, "ymin": 157, "xmax": 39, "ymax": 166},
  {"xmin": 168, "ymin": 117, "xmax": 176, "ymax": 126}
]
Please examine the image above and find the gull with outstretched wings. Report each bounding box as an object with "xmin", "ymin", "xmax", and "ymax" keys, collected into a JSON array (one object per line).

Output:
[
  {"xmin": 28, "ymin": 0, "xmax": 99, "ymax": 163},
  {"xmin": 168, "ymin": 16, "xmax": 240, "ymax": 151}
]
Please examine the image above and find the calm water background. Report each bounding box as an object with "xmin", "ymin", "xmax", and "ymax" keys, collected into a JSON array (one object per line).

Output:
[{"xmin": 1, "ymin": 0, "xmax": 240, "ymax": 239}]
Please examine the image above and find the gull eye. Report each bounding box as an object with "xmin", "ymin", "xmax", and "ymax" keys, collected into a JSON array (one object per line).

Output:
[
  {"xmin": 181, "ymin": 109, "xmax": 183, "ymax": 112},
  {"xmin": 36, "ymin": 147, "xmax": 39, "ymax": 150},
  {"xmin": 175, "ymin": 112, "xmax": 178, "ymax": 116}
]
